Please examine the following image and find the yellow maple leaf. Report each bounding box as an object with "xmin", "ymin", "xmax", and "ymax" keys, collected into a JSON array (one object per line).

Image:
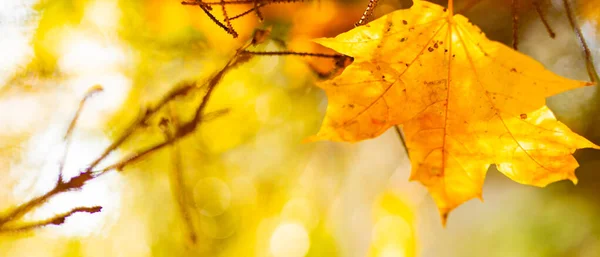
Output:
[{"xmin": 310, "ymin": 0, "xmax": 599, "ymax": 221}]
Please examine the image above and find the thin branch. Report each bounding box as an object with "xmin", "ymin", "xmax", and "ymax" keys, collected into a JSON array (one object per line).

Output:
[
  {"xmin": 92, "ymin": 109, "xmax": 229, "ymax": 175},
  {"xmin": 182, "ymin": 0, "xmax": 301, "ymax": 5},
  {"xmin": 0, "ymin": 206, "xmax": 102, "ymax": 233},
  {"xmin": 241, "ymin": 50, "xmax": 353, "ymax": 79},
  {"xmin": 0, "ymin": 86, "xmax": 104, "ymax": 228},
  {"xmin": 533, "ymin": 0, "xmax": 556, "ymax": 38},
  {"xmin": 161, "ymin": 109, "xmax": 197, "ymax": 244},
  {"xmin": 199, "ymin": 5, "xmax": 235, "ymax": 36},
  {"xmin": 253, "ymin": 0, "xmax": 264, "ymax": 21},
  {"xmin": 85, "ymin": 81, "xmax": 198, "ymax": 173},
  {"xmin": 183, "ymin": 0, "xmax": 304, "ymax": 37},
  {"xmin": 562, "ymin": 0, "xmax": 600, "ymax": 83},
  {"xmin": 220, "ymin": 0, "xmax": 239, "ymax": 38},
  {"xmin": 58, "ymin": 85, "xmax": 104, "ymax": 182},
  {"xmin": 511, "ymin": 0, "xmax": 520, "ymax": 50},
  {"xmin": 230, "ymin": 3, "xmax": 268, "ymax": 20},
  {"xmin": 241, "ymin": 50, "xmax": 347, "ymax": 59},
  {"xmin": 355, "ymin": 0, "xmax": 379, "ymax": 27}
]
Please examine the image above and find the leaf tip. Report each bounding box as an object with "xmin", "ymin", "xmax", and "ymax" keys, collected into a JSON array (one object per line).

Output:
[
  {"xmin": 312, "ymin": 37, "xmax": 337, "ymax": 50},
  {"xmin": 569, "ymin": 176, "xmax": 578, "ymax": 185},
  {"xmin": 476, "ymin": 192, "xmax": 484, "ymax": 202},
  {"xmin": 440, "ymin": 211, "xmax": 449, "ymax": 227}
]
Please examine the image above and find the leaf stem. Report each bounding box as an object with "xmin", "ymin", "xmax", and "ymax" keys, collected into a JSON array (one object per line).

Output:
[{"xmin": 394, "ymin": 126, "xmax": 410, "ymax": 159}]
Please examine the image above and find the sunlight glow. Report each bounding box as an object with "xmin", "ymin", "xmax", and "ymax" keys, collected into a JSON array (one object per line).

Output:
[
  {"xmin": 379, "ymin": 245, "xmax": 406, "ymax": 257},
  {"xmin": 58, "ymin": 34, "xmax": 126, "ymax": 74},
  {"xmin": 0, "ymin": 0, "xmax": 37, "ymax": 86},
  {"xmin": 83, "ymin": 0, "xmax": 121, "ymax": 32},
  {"xmin": 269, "ymin": 223, "xmax": 310, "ymax": 257},
  {"xmin": 10, "ymin": 0, "xmax": 132, "ymax": 237},
  {"xmin": 194, "ymin": 177, "xmax": 232, "ymax": 217}
]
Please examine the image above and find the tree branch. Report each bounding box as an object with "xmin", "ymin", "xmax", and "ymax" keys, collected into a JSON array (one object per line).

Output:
[{"xmin": 1, "ymin": 206, "xmax": 102, "ymax": 233}]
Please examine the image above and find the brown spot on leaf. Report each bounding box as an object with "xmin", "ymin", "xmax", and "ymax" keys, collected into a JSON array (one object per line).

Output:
[{"xmin": 520, "ymin": 113, "xmax": 527, "ymax": 119}]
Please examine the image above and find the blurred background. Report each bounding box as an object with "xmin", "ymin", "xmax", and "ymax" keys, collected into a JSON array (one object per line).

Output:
[{"xmin": 0, "ymin": 0, "xmax": 599, "ymax": 256}]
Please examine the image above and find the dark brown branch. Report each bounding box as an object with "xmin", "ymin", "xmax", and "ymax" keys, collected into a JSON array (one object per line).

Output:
[
  {"xmin": 241, "ymin": 50, "xmax": 353, "ymax": 79},
  {"xmin": 355, "ymin": 0, "xmax": 379, "ymax": 27},
  {"xmin": 59, "ymin": 85, "xmax": 104, "ymax": 181},
  {"xmin": 200, "ymin": 5, "xmax": 236, "ymax": 36},
  {"xmin": 230, "ymin": 4, "xmax": 267, "ymax": 20},
  {"xmin": 183, "ymin": 0, "xmax": 304, "ymax": 37},
  {"xmin": 533, "ymin": 1, "xmax": 556, "ymax": 38},
  {"xmin": 253, "ymin": 0, "xmax": 264, "ymax": 21},
  {"xmin": 161, "ymin": 110, "xmax": 197, "ymax": 244},
  {"xmin": 0, "ymin": 86, "xmax": 103, "ymax": 228},
  {"xmin": 511, "ymin": 0, "xmax": 520, "ymax": 50},
  {"xmin": 0, "ymin": 206, "xmax": 102, "ymax": 233},
  {"xmin": 220, "ymin": 0, "xmax": 239, "ymax": 37},
  {"xmin": 563, "ymin": 0, "xmax": 599, "ymax": 83},
  {"xmin": 241, "ymin": 50, "xmax": 347, "ymax": 59},
  {"xmin": 183, "ymin": 0, "xmax": 301, "ymax": 5}
]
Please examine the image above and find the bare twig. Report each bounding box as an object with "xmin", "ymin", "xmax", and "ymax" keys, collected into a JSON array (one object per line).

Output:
[
  {"xmin": 161, "ymin": 109, "xmax": 197, "ymax": 244},
  {"xmin": 230, "ymin": 3, "xmax": 268, "ymax": 20},
  {"xmin": 200, "ymin": 5, "xmax": 237, "ymax": 36},
  {"xmin": 58, "ymin": 85, "xmax": 104, "ymax": 182},
  {"xmin": 253, "ymin": 0, "xmax": 264, "ymax": 21},
  {"xmin": 563, "ymin": 0, "xmax": 599, "ymax": 83},
  {"xmin": 355, "ymin": 0, "xmax": 379, "ymax": 27},
  {"xmin": 1, "ymin": 206, "xmax": 102, "ymax": 233},
  {"xmin": 533, "ymin": 1, "xmax": 556, "ymax": 38},
  {"xmin": 241, "ymin": 50, "xmax": 346, "ymax": 59},
  {"xmin": 221, "ymin": 0, "xmax": 239, "ymax": 37},
  {"xmin": 240, "ymin": 49, "xmax": 353, "ymax": 78},
  {"xmin": 182, "ymin": 0, "xmax": 301, "ymax": 6},
  {"xmin": 511, "ymin": 0, "xmax": 520, "ymax": 50},
  {"xmin": 182, "ymin": 0, "xmax": 304, "ymax": 37}
]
